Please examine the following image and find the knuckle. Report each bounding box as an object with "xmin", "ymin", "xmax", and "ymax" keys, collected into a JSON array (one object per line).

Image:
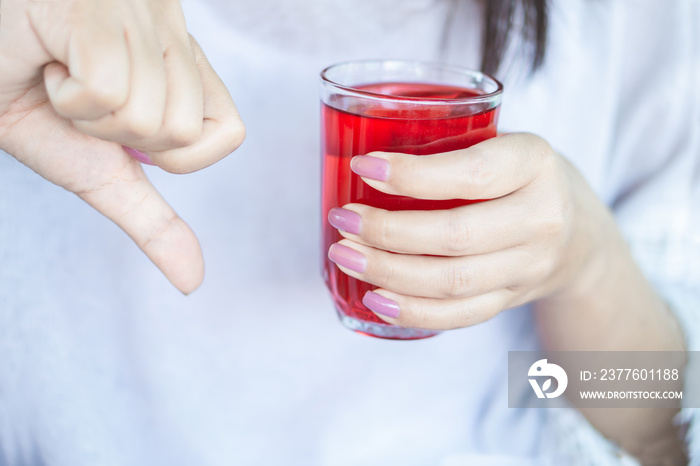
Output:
[
  {"xmin": 451, "ymin": 296, "xmax": 501, "ymax": 330},
  {"xmin": 123, "ymin": 113, "xmax": 162, "ymax": 139},
  {"xmin": 442, "ymin": 262, "xmax": 471, "ymax": 298},
  {"xmin": 465, "ymin": 151, "xmax": 494, "ymax": 194},
  {"xmin": 370, "ymin": 210, "xmax": 393, "ymax": 250},
  {"xmin": 375, "ymin": 260, "xmax": 398, "ymax": 289},
  {"xmin": 451, "ymin": 301, "xmax": 479, "ymax": 329},
  {"xmin": 528, "ymin": 255, "xmax": 555, "ymax": 284},
  {"xmin": 533, "ymin": 134, "xmax": 555, "ymax": 161},
  {"xmin": 402, "ymin": 300, "xmax": 430, "ymax": 329},
  {"xmin": 522, "ymin": 133, "xmax": 556, "ymax": 170},
  {"xmin": 539, "ymin": 200, "xmax": 569, "ymax": 239},
  {"xmin": 224, "ymin": 118, "xmax": 246, "ymax": 153},
  {"xmin": 163, "ymin": 118, "xmax": 203, "ymax": 147},
  {"xmin": 444, "ymin": 209, "xmax": 470, "ymax": 254},
  {"xmin": 82, "ymin": 80, "xmax": 128, "ymax": 111},
  {"xmin": 518, "ymin": 132, "xmax": 550, "ymax": 151}
]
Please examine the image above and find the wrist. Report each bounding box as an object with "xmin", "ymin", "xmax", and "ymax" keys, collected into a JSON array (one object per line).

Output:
[
  {"xmin": 544, "ymin": 161, "xmax": 621, "ymax": 305},
  {"xmin": 553, "ymin": 206, "xmax": 620, "ymax": 303}
]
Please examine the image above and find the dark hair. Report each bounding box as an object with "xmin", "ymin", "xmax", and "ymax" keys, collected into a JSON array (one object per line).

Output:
[{"xmin": 480, "ymin": 0, "xmax": 549, "ymax": 76}]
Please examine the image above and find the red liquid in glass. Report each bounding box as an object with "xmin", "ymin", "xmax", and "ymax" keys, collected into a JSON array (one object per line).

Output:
[{"xmin": 321, "ymin": 82, "xmax": 499, "ymax": 339}]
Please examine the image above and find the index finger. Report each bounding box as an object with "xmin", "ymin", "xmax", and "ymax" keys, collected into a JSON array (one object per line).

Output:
[{"xmin": 351, "ymin": 133, "xmax": 553, "ymax": 200}]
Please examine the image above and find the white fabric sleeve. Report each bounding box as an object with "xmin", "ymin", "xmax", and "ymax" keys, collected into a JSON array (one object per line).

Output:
[
  {"xmin": 546, "ymin": 408, "xmax": 642, "ymax": 466},
  {"xmin": 544, "ymin": 177, "xmax": 699, "ymax": 464},
  {"xmin": 622, "ymin": 223, "xmax": 700, "ymax": 464},
  {"xmin": 613, "ymin": 127, "xmax": 700, "ymax": 462}
]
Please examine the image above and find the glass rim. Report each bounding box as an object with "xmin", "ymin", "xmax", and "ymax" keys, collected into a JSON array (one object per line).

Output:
[{"xmin": 320, "ymin": 59, "xmax": 503, "ymax": 106}]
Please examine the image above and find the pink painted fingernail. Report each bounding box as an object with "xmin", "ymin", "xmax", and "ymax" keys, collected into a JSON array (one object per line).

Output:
[
  {"xmin": 363, "ymin": 291, "xmax": 400, "ymax": 318},
  {"xmin": 123, "ymin": 146, "xmax": 154, "ymax": 165},
  {"xmin": 351, "ymin": 155, "xmax": 390, "ymax": 181},
  {"xmin": 328, "ymin": 243, "xmax": 367, "ymax": 273},
  {"xmin": 328, "ymin": 208, "xmax": 362, "ymax": 235}
]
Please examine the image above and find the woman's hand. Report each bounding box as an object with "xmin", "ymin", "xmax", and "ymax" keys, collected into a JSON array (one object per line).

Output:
[
  {"xmin": 0, "ymin": 0, "xmax": 245, "ymax": 293},
  {"xmin": 327, "ymin": 131, "xmax": 688, "ymax": 464},
  {"xmin": 327, "ymin": 133, "xmax": 612, "ymax": 329}
]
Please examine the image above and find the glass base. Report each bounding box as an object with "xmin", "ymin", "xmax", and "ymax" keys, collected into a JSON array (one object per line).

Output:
[{"xmin": 339, "ymin": 314, "xmax": 441, "ymax": 340}]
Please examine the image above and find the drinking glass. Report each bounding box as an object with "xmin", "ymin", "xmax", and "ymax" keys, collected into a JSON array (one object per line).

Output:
[{"xmin": 320, "ymin": 60, "xmax": 503, "ymax": 340}]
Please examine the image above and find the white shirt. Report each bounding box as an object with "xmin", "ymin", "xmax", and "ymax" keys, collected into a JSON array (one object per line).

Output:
[{"xmin": 0, "ymin": 0, "xmax": 697, "ymax": 465}]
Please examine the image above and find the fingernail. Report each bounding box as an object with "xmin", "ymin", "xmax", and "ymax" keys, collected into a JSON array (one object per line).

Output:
[
  {"xmin": 363, "ymin": 291, "xmax": 400, "ymax": 318},
  {"xmin": 328, "ymin": 243, "xmax": 367, "ymax": 273},
  {"xmin": 351, "ymin": 155, "xmax": 390, "ymax": 181},
  {"xmin": 328, "ymin": 208, "xmax": 362, "ymax": 235},
  {"xmin": 123, "ymin": 146, "xmax": 154, "ymax": 165}
]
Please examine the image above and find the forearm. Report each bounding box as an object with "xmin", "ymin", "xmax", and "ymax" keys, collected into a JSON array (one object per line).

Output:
[{"xmin": 534, "ymin": 206, "xmax": 687, "ymax": 464}]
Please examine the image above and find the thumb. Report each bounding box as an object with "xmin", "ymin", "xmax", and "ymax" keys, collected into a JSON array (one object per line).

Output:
[
  {"xmin": 1, "ymin": 90, "xmax": 204, "ymax": 294},
  {"xmin": 76, "ymin": 162, "xmax": 205, "ymax": 295}
]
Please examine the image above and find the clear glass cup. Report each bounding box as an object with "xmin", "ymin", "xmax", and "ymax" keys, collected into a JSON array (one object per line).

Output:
[{"xmin": 320, "ymin": 60, "xmax": 503, "ymax": 340}]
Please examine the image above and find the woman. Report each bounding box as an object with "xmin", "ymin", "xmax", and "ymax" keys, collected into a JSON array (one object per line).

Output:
[{"xmin": 0, "ymin": 0, "xmax": 696, "ymax": 464}]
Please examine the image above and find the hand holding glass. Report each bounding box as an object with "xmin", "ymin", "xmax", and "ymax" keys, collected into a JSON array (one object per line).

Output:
[{"xmin": 320, "ymin": 60, "xmax": 503, "ymax": 340}]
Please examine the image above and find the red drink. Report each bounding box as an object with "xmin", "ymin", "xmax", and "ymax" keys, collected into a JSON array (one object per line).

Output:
[{"xmin": 320, "ymin": 62, "xmax": 502, "ymax": 340}]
